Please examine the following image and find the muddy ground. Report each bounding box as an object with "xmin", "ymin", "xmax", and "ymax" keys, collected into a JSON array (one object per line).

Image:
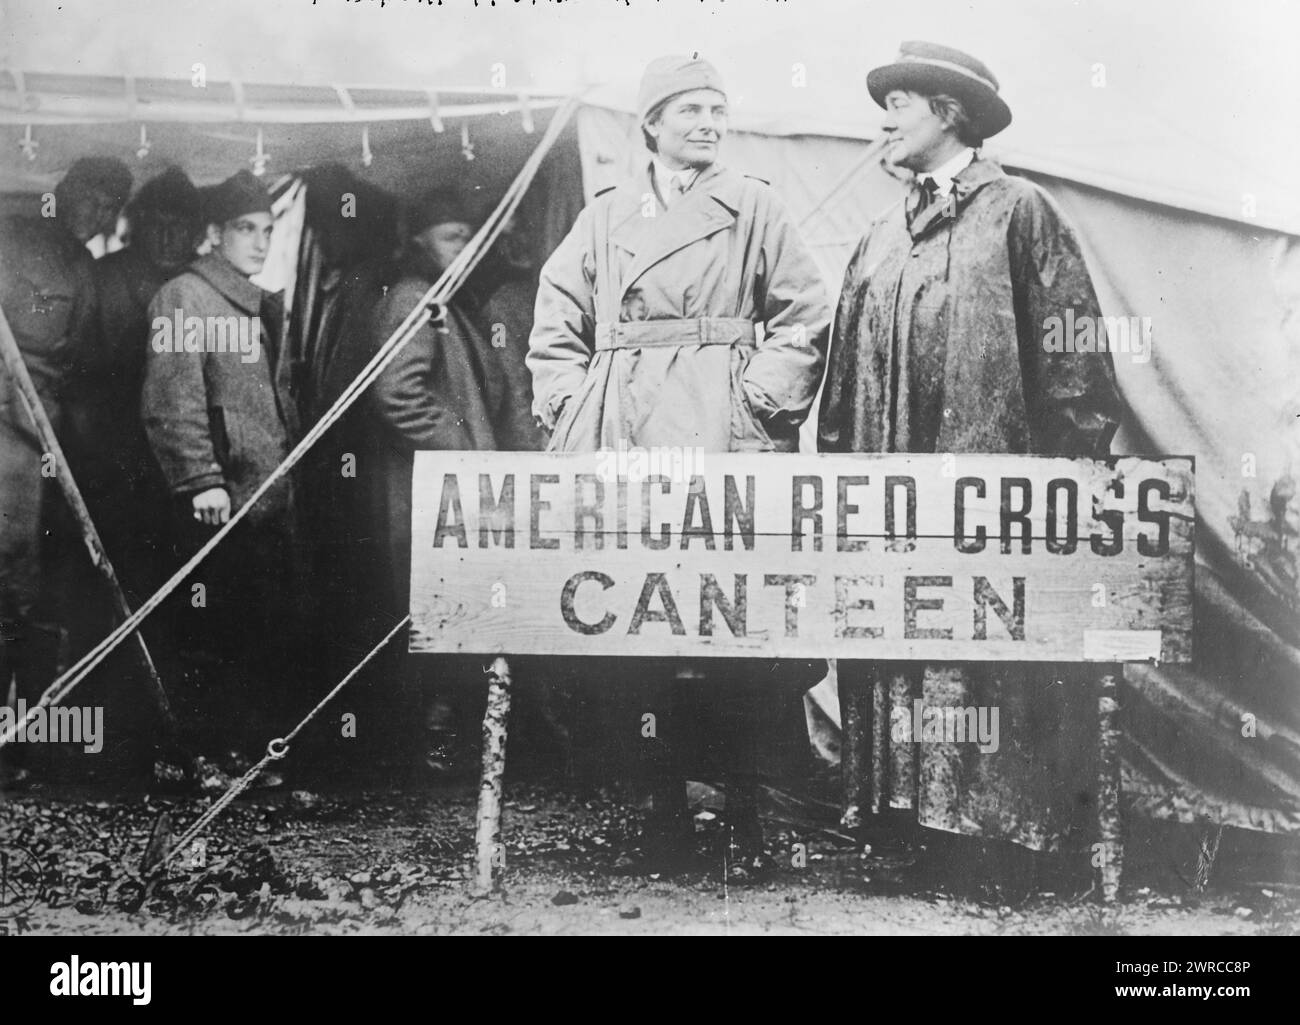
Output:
[{"xmin": 2, "ymin": 777, "xmax": 1297, "ymax": 936}]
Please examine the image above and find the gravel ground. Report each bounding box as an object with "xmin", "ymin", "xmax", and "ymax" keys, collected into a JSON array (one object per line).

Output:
[{"xmin": 2, "ymin": 780, "xmax": 1296, "ymax": 936}]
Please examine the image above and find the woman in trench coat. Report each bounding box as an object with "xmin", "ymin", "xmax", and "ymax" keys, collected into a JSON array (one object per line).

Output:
[{"xmin": 528, "ymin": 55, "xmax": 832, "ymax": 876}]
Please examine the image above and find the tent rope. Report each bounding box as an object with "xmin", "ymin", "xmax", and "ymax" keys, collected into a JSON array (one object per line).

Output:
[
  {"xmin": 0, "ymin": 95, "xmax": 580, "ymax": 750},
  {"xmin": 154, "ymin": 615, "xmax": 411, "ymax": 874}
]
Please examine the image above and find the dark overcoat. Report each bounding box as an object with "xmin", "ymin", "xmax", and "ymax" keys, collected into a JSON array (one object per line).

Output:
[
  {"xmin": 819, "ymin": 156, "xmax": 1125, "ymax": 852},
  {"xmin": 364, "ymin": 272, "xmax": 499, "ymax": 615},
  {"xmin": 0, "ymin": 217, "xmax": 96, "ymax": 622},
  {"xmin": 74, "ymin": 247, "xmax": 176, "ymax": 588},
  {"xmin": 818, "ymin": 156, "xmax": 1121, "ymax": 457}
]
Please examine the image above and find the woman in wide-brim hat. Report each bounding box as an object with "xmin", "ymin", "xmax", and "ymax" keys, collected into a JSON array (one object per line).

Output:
[
  {"xmin": 820, "ymin": 40, "xmax": 1125, "ymax": 897},
  {"xmin": 865, "ymin": 40, "xmax": 1012, "ymax": 141}
]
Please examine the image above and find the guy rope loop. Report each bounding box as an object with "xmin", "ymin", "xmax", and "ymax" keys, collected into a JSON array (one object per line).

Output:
[
  {"xmin": 152, "ymin": 615, "xmax": 412, "ymax": 875},
  {"xmin": 0, "ymin": 96, "xmax": 580, "ymax": 751}
]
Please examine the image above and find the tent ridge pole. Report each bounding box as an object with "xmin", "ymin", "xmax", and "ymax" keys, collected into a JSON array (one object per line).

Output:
[{"xmin": 12, "ymin": 68, "xmax": 28, "ymax": 111}]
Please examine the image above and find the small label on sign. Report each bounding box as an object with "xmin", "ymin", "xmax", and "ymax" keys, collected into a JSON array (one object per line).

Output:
[{"xmin": 1083, "ymin": 629, "xmax": 1162, "ymax": 662}]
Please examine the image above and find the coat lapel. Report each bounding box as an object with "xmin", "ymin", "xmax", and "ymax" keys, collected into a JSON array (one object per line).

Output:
[
  {"xmin": 907, "ymin": 189, "xmax": 950, "ymax": 239},
  {"xmin": 606, "ymin": 169, "xmax": 652, "ymax": 261},
  {"xmin": 907, "ymin": 156, "xmax": 1005, "ymax": 241},
  {"xmin": 187, "ymin": 252, "xmax": 266, "ymax": 315},
  {"xmin": 610, "ymin": 162, "xmax": 741, "ymax": 303}
]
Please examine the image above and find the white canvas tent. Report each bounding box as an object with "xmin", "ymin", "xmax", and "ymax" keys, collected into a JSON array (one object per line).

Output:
[{"xmin": 2, "ymin": 0, "xmax": 1298, "ymax": 836}]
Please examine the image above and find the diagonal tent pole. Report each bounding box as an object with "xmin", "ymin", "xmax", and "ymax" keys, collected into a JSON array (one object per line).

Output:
[
  {"xmin": 797, "ymin": 135, "xmax": 889, "ymax": 232},
  {"xmin": 0, "ymin": 304, "xmax": 183, "ymax": 748}
]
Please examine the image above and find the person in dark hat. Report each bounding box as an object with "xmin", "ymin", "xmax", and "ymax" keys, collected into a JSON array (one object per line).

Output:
[
  {"xmin": 43, "ymin": 168, "xmax": 208, "ymax": 781},
  {"xmin": 298, "ymin": 163, "xmax": 400, "ymax": 424},
  {"xmin": 819, "ymin": 42, "xmax": 1125, "ymax": 894},
  {"xmin": 128, "ymin": 166, "xmax": 205, "ymax": 271},
  {"xmin": 289, "ymin": 166, "xmax": 402, "ymax": 758},
  {"xmin": 140, "ymin": 169, "xmax": 301, "ymax": 787},
  {"xmin": 0, "ymin": 158, "xmax": 118, "ymax": 784},
  {"xmin": 72, "ymin": 167, "xmax": 205, "ymax": 600},
  {"xmin": 55, "ymin": 156, "xmax": 133, "ymax": 246},
  {"xmin": 143, "ymin": 168, "xmax": 290, "ymax": 525},
  {"xmin": 529, "ymin": 54, "xmax": 831, "ymax": 879},
  {"xmin": 355, "ymin": 187, "xmax": 502, "ymax": 779}
]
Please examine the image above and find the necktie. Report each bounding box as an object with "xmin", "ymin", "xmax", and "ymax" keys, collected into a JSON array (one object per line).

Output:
[
  {"xmin": 669, "ymin": 174, "xmax": 687, "ymax": 204},
  {"xmin": 915, "ymin": 175, "xmax": 940, "ymax": 216}
]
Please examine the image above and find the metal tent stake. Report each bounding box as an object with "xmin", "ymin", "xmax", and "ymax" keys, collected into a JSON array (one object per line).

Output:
[{"xmin": 472, "ymin": 655, "xmax": 513, "ymax": 896}]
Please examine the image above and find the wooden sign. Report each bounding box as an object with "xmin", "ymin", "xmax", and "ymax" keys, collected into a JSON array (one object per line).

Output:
[{"xmin": 409, "ymin": 452, "xmax": 1193, "ymax": 663}]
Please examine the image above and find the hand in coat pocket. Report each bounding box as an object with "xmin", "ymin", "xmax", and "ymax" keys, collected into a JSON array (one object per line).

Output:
[{"xmin": 730, "ymin": 348, "xmax": 775, "ymax": 451}]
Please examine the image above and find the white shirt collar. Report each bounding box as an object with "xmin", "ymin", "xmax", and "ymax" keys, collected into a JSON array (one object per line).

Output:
[
  {"xmin": 919, "ymin": 147, "xmax": 976, "ymax": 197},
  {"xmin": 652, "ymin": 157, "xmax": 700, "ymax": 204}
]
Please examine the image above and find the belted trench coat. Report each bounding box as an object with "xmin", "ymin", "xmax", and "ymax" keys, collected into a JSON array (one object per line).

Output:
[
  {"xmin": 527, "ymin": 159, "xmax": 834, "ymax": 779},
  {"xmin": 528, "ymin": 161, "xmax": 830, "ymax": 454}
]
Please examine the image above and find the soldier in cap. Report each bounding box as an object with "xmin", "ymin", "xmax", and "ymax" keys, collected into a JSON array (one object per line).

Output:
[
  {"xmin": 819, "ymin": 42, "xmax": 1125, "ymax": 890},
  {"xmin": 528, "ymin": 55, "xmax": 831, "ymax": 877},
  {"xmin": 143, "ymin": 169, "xmax": 297, "ymax": 526},
  {"xmin": 141, "ymin": 169, "xmax": 301, "ymax": 782},
  {"xmin": 0, "ymin": 156, "xmax": 129, "ymax": 783}
]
